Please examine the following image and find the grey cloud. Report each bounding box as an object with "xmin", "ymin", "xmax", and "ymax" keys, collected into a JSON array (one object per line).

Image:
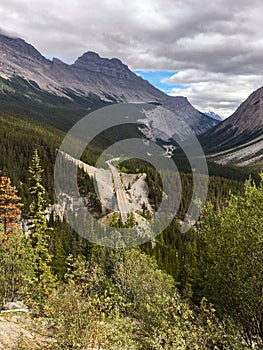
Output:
[
  {"xmin": 0, "ymin": 0, "xmax": 262, "ymax": 116},
  {"xmin": 168, "ymin": 70, "xmax": 262, "ymax": 117}
]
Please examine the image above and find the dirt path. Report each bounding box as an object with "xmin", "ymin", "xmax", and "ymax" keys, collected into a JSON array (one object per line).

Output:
[{"xmin": 0, "ymin": 317, "xmax": 48, "ymax": 349}]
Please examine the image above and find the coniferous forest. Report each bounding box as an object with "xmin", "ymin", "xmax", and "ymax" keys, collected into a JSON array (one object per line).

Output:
[{"xmin": 0, "ymin": 106, "xmax": 262, "ymax": 349}]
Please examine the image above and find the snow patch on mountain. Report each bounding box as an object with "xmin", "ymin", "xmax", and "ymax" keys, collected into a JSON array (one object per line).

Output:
[{"xmin": 204, "ymin": 111, "xmax": 223, "ymax": 121}]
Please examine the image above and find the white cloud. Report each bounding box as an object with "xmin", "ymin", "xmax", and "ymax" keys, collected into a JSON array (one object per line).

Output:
[
  {"xmin": 166, "ymin": 70, "xmax": 262, "ymax": 117},
  {"xmin": 0, "ymin": 0, "xmax": 263, "ymax": 117}
]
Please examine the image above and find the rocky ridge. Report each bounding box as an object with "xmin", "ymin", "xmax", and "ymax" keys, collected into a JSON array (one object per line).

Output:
[{"xmin": 0, "ymin": 33, "xmax": 219, "ymax": 135}]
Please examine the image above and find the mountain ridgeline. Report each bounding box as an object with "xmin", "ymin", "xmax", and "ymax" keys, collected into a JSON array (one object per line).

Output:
[{"xmin": 0, "ymin": 33, "xmax": 218, "ymax": 134}]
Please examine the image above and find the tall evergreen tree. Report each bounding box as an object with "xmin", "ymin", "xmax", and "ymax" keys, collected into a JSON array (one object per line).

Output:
[
  {"xmin": 28, "ymin": 150, "xmax": 56, "ymax": 296},
  {"xmin": 0, "ymin": 227, "xmax": 35, "ymax": 305}
]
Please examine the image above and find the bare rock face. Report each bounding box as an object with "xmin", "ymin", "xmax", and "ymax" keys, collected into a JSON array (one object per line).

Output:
[
  {"xmin": 0, "ymin": 33, "xmax": 219, "ymax": 134},
  {"xmin": 215, "ymin": 87, "xmax": 263, "ymax": 135},
  {"xmin": 73, "ymin": 52, "xmax": 131, "ymax": 78},
  {"xmin": 66, "ymin": 50, "xmax": 165, "ymax": 103},
  {"xmin": 161, "ymin": 96, "xmax": 219, "ymax": 135},
  {"xmin": 0, "ymin": 33, "xmax": 57, "ymax": 91},
  {"xmin": 0, "ymin": 34, "xmax": 45, "ymax": 61},
  {"xmin": 200, "ymin": 87, "xmax": 263, "ymax": 166},
  {"xmin": 203, "ymin": 87, "xmax": 263, "ymax": 144}
]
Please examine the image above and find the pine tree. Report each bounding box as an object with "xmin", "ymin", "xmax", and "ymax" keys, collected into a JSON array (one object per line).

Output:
[
  {"xmin": 28, "ymin": 150, "xmax": 56, "ymax": 296},
  {"xmin": 126, "ymin": 212, "xmax": 137, "ymax": 227},
  {"xmin": 0, "ymin": 176, "xmax": 23, "ymax": 234},
  {"xmin": 0, "ymin": 227, "xmax": 35, "ymax": 305},
  {"xmin": 50, "ymin": 228, "xmax": 67, "ymax": 280}
]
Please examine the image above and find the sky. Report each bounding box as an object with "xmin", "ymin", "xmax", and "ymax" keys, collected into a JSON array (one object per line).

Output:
[{"xmin": 0, "ymin": 0, "xmax": 263, "ymax": 118}]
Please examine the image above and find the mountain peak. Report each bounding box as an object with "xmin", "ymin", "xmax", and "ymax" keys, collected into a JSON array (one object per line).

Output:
[
  {"xmin": 73, "ymin": 51, "xmax": 128, "ymax": 71},
  {"xmin": 78, "ymin": 51, "xmax": 100, "ymax": 60},
  {"xmin": 204, "ymin": 111, "xmax": 223, "ymax": 121}
]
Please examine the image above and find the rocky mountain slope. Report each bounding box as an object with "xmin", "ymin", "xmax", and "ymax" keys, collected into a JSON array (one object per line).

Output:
[
  {"xmin": 0, "ymin": 33, "xmax": 164, "ymax": 102},
  {"xmin": 0, "ymin": 33, "xmax": 218, "ymax": 134},
  {"xmin": 211, "ymin": 87, "xmax": 263, "ymax": 136},
  {"xmin": 201, "ymin": 87, "xmax": 263, "ymax": 166}
]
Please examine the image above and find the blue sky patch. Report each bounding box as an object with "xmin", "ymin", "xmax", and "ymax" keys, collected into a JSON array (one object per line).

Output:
[{"xmin": 133, "ymin": 70, "xmax": 188, "ymax": 94}]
